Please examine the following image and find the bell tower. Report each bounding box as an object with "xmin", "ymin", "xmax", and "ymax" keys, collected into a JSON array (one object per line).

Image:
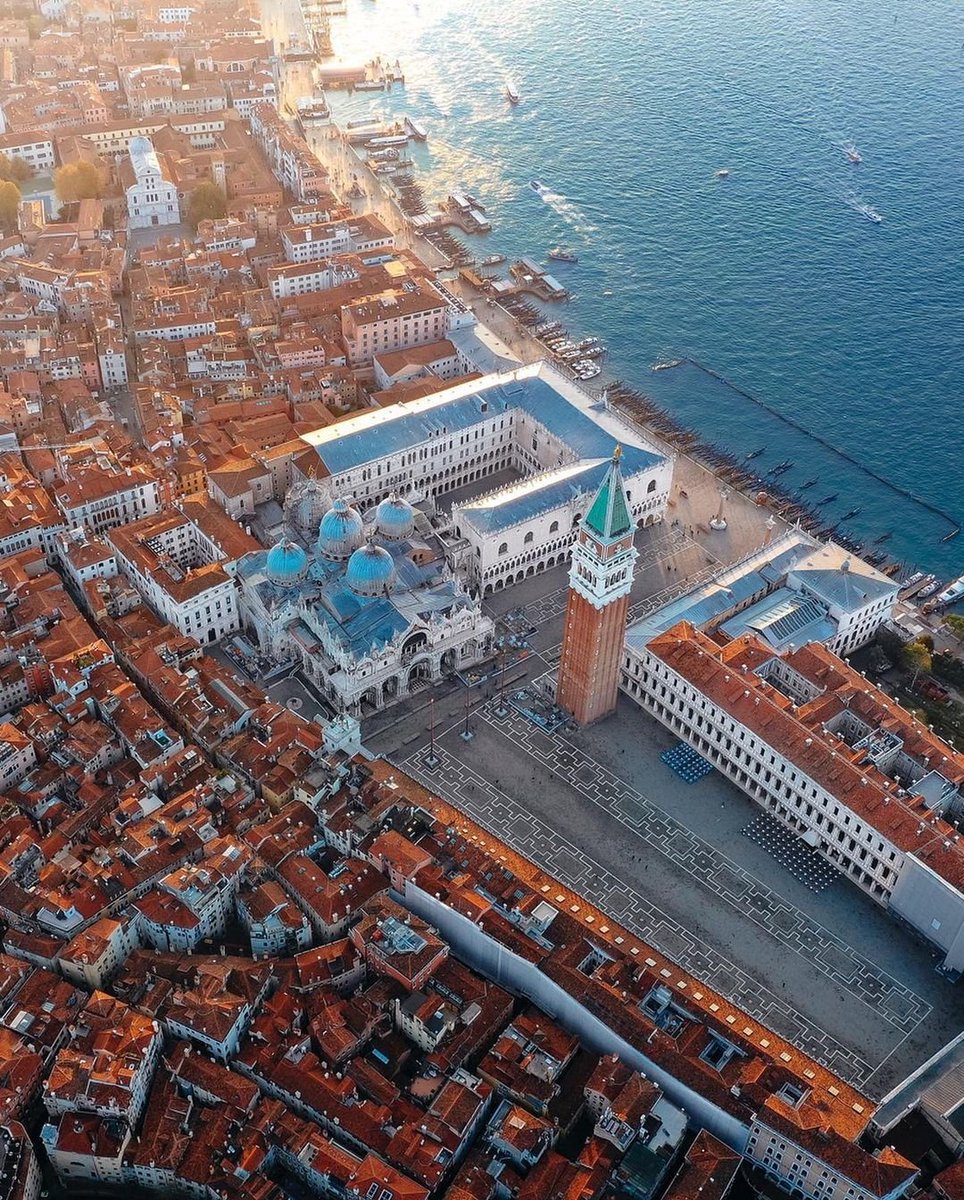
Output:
[{"xmin": 556, "ymin": 448, "xmax": 638, "ymax": 725}]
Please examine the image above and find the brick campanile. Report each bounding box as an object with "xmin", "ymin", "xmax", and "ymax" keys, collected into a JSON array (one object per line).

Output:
[{"xmin": 556, "ymin": 448, "xmax": 638, "ymax": 725}]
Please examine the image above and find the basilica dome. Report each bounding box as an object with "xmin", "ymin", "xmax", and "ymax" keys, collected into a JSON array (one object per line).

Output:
[
  {"xmin": 345, "ymin": 542, "xmax": 397, "ymax": 597},
  {"xmin": 375, "ymin": 493, "xmax": 416, "ymax": 541},
  {"xmin": 317, "ymin": 497, "xmax": 364, "ymax": 560},
  {"xmin": 266, "ymin": 538, "xmax": 308, "ymax": 585}
]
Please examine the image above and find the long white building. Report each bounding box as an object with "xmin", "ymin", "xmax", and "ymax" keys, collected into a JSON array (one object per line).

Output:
[
  {"xmin": 620, "ymin": 619, "xmax": 964, "ymax": 973},
  {"xmin": 292, "ymin": 363, "xmax": 672, "ymax": 593}
]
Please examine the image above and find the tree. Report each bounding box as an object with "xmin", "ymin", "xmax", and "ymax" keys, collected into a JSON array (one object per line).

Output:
[
  {"xmin": 0, "ymin": 181, "xmax": 20, "ymax": 235},
  {"xmin": 187, "ymin": 181, "xmax": 227, "ymax": 229},
  {"xmin": 0, "ymin": 154, "xmax": 33, "ymax": 184},
  {"xmin": 944, "ymin": 614, "xmax": 964, "ymax": 640},
  {"xmin": 902, "ymin": 639, "xmax": 933, "ymax": 685},
  {"xmin": 54, "ymin": 161, "xmax": 103, "ymax": 203}
]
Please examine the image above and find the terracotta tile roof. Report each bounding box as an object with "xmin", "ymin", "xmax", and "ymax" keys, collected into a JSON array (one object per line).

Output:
[
  {"xmin": 660, "ymin": 1129, "xmax": 742, "ymax": 1200},
  {"xmin": 362, "ymin": 759, "xmax": 875, "ymax": 1143},
  {"xmin": 647, "ymin": 622, "xmax": 964, "ymax": 890}
]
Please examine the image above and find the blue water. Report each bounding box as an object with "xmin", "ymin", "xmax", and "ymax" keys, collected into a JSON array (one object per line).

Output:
[{"xmin": 322, "ymin": 0, "xmax": 964, "ymax": 578}]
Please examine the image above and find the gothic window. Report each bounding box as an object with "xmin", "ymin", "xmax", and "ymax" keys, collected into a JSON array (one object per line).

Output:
[
  {"xmin": 647, "ymin": 478, "xmax": 657, "ymax": 493},
  {"xmin": 498, "ymin": 542, "xmax": 508, "ymax": 555},
  {"xmin": 549, "ymin": 520, "xmax": 559, "ymax": 534},
  {"xmin": 524, "ymin": 531, "xmax": 534, "ymax": 545}
]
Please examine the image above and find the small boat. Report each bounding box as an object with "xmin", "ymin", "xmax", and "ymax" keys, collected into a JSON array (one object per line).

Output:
[
  {"xmin": 745, "ymin": 446, "xmax": 765, "ymax": 460},
  {"xmin": 940, "ymin": 527, "xmax": 960, "ymax": 543},
  {"xmin": 505, "ymin": 85, "xmax": 520, "ymax": 104},
  {"xmin": 366, "ymin": 134, "xmax": 408, "ymax": 148},
  {"xmin": 715, "ymin": 168, "xmax": 731, "ymax": 178},
  {"xmin": 919, "ymin": 578, "xmax": 943, "ymax": 600},
  {"xmin": 404, "ymin": 116, "xmax": 428, "ymax": 141},
  {"xmin": 936, "ymin": 574, "xmax": 964, "ymax": 605},
  {"xmin": 767, "ymin": 459, "xmax": 793, "ymax": 476},
  {"xmin": 651, "ymin": 358, "xmax": 682, "ymax": 371},
  {"xmin": 548, "ymin": 246, "xmax": 578, "ymax": 263},
  {"xmin": 530, "ymin": 179, "xmax": 549, "ymax": 193},
  {"xmin": 873, "ymin": 531, "xmax": 893, "ymax": 544},
  {"xmin": 800, "ymin": 478, "xmax": 818, "ymax": 489},
  {"xmin": 479, "ymin": 253, "xmax": 506, "ymax": 267},
  {"xmin": 818, "ymin": 493, "xmax": 838, "ymax": 505},
  {"xmin": 840, "ymin": 507, "xmax": 862, "ymax": 521},
  {"xmin": 845, "ymin": 145, "xmax": 862, "ymax": 164}
]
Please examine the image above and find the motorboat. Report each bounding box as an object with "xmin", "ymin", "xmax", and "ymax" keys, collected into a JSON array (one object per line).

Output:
[
  {"xmin": 936, "ymin": 574, "xmax": 964, "ymax": 605},
  {"xmin": 548, "ymin": 246, "xmax": 578, "ymax": 263}
]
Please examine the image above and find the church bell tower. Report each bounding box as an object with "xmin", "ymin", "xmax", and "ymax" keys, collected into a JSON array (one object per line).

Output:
[{"xmin": 556, "ymin": 448, "xmax": 638, "ymax": 725}]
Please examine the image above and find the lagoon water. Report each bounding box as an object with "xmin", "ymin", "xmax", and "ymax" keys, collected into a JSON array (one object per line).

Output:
[{"xmin": 324, "ymin": 0, "xmax": 964, "ymax": 577}]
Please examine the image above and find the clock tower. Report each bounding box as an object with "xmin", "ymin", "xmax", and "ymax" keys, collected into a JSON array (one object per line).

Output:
[{"xmin": 556, "ymin": 448, "xmax": 638, "ymax": 725}]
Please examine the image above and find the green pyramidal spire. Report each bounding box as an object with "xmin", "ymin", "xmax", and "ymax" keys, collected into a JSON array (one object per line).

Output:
[{"xmin": 583, "ymin": 447, "xmax": 633, "ymax": 541}]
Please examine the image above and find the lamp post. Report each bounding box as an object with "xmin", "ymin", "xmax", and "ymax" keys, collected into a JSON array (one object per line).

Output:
[
  {"xmin": 461, "ymin": 694, "xmax": 474, "ymax": 742},
  {"xmin": 494, "ymin": 649, "xmax": 509, "ymax": 718},
  {"xmin": 424, "ymin": 696, "xmax": 440, "ymax": 769}
]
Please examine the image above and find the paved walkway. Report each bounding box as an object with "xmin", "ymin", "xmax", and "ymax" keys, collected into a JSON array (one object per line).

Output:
[
  {"xmin": 388, "ymin": 691, "xmax": 961, "ymax": 1098},
  {"xmin": 399, "ymin": 735, "xmax": 875, "ymax": 1085}
]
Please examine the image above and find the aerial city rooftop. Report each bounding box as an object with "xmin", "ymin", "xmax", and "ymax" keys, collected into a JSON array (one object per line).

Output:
[{"xmin": 0, "ymin": 3, "xmax": 959, "ymax": 1200}]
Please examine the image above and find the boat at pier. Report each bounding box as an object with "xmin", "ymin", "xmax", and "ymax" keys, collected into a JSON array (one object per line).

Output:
[
  {"xmin": 548, "ymin": 247, "xmax": 578, "ymax": 263},
  {"xmin": 368, "ymin": 147, "xmax": 400, "ymax": 161},
  {"xmin": 297, "ymin": 95, "xmax": 331, "ymax": 125},
  {"xmin": 818, "ymin": 493, "xmax": 838, "ymax": 505},
  {"xmin": 346, "ymin": 123, "xmax": 389, "ymax": 143},
  {"xmin": 366, "ymin": 134, "xmax": 409, "ymax": 148},
  {"xmin": 840, "ymin": 506, "xmax": 862, "ymax": 520},
  {"xmin": 800, "ymin": 478, "xmax": 818, "ymax": 488},
  {"xmin": 936, "ymin": 575, "xmax": 964, "ymax": 605},
  {"xmin": 767, "ymin": 459, "xmax": 793, "ymax": 476},
  {"xmin": 919, "ymin": 578, "xmax": 943, "ymax": 600},
  {"xmin": 479, "ymin": 254, "xmax": 506, "ymax": 266},
  {"xmin": 745, "ymin": 446, "xmax": 765, "ymax": 460}
]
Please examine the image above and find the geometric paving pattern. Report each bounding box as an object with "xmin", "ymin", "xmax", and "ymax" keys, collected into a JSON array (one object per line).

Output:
[{"xmin": 396, "ymin": 701, "xmax": 933, "ymax": 1089}]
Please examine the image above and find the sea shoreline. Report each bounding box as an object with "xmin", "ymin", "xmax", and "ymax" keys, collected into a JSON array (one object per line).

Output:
[{"xmin": 286, "ymin": 0, "xmax": 959, "ymax": 591}]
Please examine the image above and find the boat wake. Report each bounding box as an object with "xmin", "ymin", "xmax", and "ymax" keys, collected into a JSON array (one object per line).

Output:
[
  {"xmin": 531, "ymin": 182, "xmax": 599, "ymax": 234},
  {"xmin": 842, "ymin": 191, "xmax": 883, "ymax": 224}
]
